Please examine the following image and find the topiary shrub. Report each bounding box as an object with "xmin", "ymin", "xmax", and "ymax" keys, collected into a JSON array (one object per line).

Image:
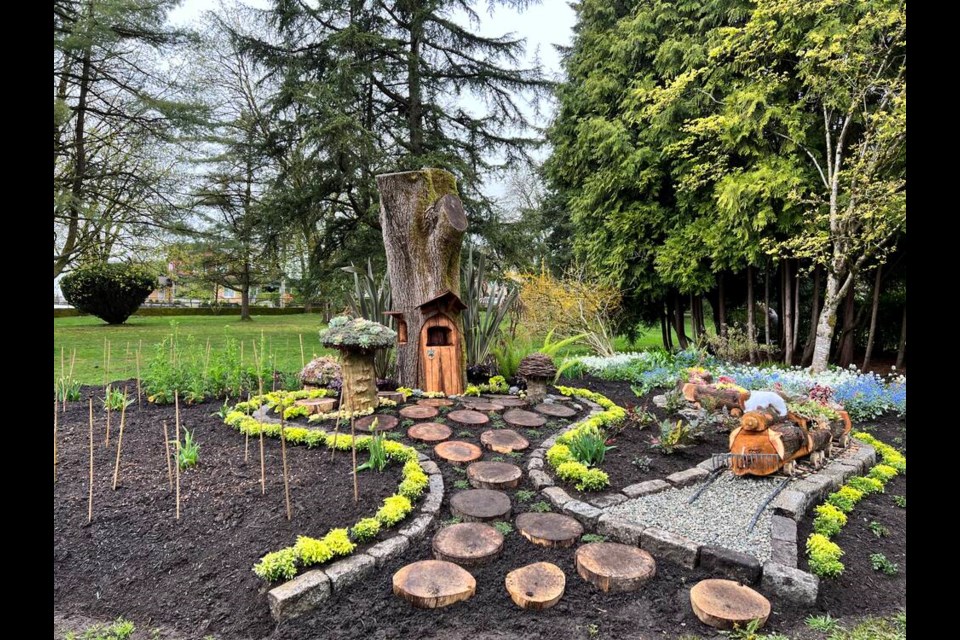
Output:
[{"xmin": 60, "ymin": 263, "xmax": 155, "ymax": 324}]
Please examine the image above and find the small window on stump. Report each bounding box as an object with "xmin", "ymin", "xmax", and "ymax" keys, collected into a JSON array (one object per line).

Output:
[
  {"xmin": 397, "ymin": 319, "xmax": 408, "ymax": 344},
  {"xmin": 426, "ymin": 326, "xmax": 451, "ymax": 346}
]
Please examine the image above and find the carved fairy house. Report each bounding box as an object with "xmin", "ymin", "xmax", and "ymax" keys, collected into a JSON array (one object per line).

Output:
[{"xmin": 377, "ymin": 169, "xmax": 468, "ymax": 395}]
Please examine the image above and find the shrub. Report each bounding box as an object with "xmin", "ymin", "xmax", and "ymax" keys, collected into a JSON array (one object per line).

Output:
[
  {"xmin": 868, "ymin": 464, "xmax": 899, "ymax": 484},
  {"xmin": 293, "ymin": 536, "xmax": 334, "ymax": 566},
  {"xmin": 253, "ymin": 547, "xmax": 298, "ymax": 582},
  {"xmin": 870, "ymin": 553, "xmax": 899, "ymax": 575},
  {"xmin": 567, "ymin": 426, "xmax": 615, "ymax": 466},
  {"xmin": 826, "ymin": 485, "xmax": 864, "ymax": 513},
  {"xmin": 351, "ymin": 518, "xmax": 382, "ymax": 542},
  {"xmin": 60, "ymin": 262, "xmax": 155, "ymax": 324},
  {"xmin": 806, "ymin": 533, "xmax": 844, "ymax": 577},
  {"xmin": 546, "ymin": 444, "xmax": 574, "ymax": 467},
  {"xmin": 813, "ymin": 503, "xmax": 848, "ymax": 538},
  {"xmin": 375, "ymin": 494, "xmax": 413, "ymax": 526},
  {"xmin": 322, "ymin": 528, "xmax": 356, "ymax": 556},
  {"xmin": 847, "ymin": 476, "xmax": 885, "ymax": 495}
]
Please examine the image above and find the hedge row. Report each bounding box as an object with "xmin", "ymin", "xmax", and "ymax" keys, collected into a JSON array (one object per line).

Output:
[{"xmin": 54, "ymin": 306, "xmax": 324, "ymax": 318}]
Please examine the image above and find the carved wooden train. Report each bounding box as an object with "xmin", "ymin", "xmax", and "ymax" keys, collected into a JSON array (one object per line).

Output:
[{"xmin": 680, "ymin": 381, "xmax": 852, "ymax": 477}]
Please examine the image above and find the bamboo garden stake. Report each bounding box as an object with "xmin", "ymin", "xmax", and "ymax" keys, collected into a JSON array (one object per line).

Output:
[
  {"xmin": 162, "ymin": 420, "xmax": 173, "ymax": 490},
  {"xmin": 253, "ymin": 346, "xmax": 266, "ymax": 494},
  {"xmin": 244, "ymin": 392, "xmax": 250, "ymax": 462},
  {"xmin": 112, "ymin": 390, "xmax": 128, "ymax": 489},
  {"xmin": 88, "ymin": 397, "xmax": 94, "ymax": 524},
  {"xmin": 350, "ymin": 416, "xmax": 359, "ymax": 504},
  {"xmin": 299, "ymin": 333, "xmax": 305, "ymax": 369},
  {"xmin": 135, "ymin": 341, "xmax": 142, "ymax": 411},
  {"xmin": 280, "ymin": 410, "xmax": 292, "ymax": 521},
  {"xmin": 175, "ymin": 438, "xmax": 181, "ymax": 521}
]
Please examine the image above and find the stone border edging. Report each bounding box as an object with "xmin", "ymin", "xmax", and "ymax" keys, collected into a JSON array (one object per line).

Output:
[
  {"xmin": 266, "ymin": 452, "xmax": 445, "ymax": 622},
  {"xmin": 530, "ymin": 394, "xmax": 878, "ymax": 607}
]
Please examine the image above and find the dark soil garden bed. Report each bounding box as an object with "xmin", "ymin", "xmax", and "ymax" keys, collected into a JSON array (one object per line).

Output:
[{"xmin": 54, "ymin": 384, "xmax": 408, "ymax": 640}]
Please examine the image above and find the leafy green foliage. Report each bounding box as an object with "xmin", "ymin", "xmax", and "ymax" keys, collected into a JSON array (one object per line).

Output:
[
  {"xmin": 581, "ymin": 533, "xmax": 607, "ymax": 543},
  {"xmin": 61, "ymin": 263, "xmax": 155, "ymax": 325},
  {"xmin": 462, "ymin": 247, "xmax": 519, "ymax": 367},
  {"xmin": 847, "ymin": 476, "xmax": 885, "ymax": 495},
  {"xmin": 870, "ymin": 553, "xmax": 899, "ymax": 576},
  {"xmin": 650, "ymin": 420, "xmax": 696, "ymax": 455},
  {"xmin": 357, "ymin": 427, "xmax": 387, "ymax": 473},
  {"xmin": 567, "ymin": 427, "xmax": 615, "ymax": 466},
  {"xmin": 515, "ymin": 489, "xmax": 536, "ymax": 503},
  {"xmin": 56, "ymin": 377, "xmax": 83, "ymax": 402},
  {"xmin": 826, "ymin": 486, "xmax": 865, "ymax": 513},
  {"xmin": 813, "ymin": 504, "xmax": 847, "ymax": 538},
  {"xmin": 350, "ymin": 518, "xmax": 382, "ymax": 543},
  {"xmin": 64, "ymin": 617, "xmax": 136, "ymax": 640},
  {"xmin": 177, "ymin": 428, "xmax": 200, "ymax": 470},
  {"xmin": 805, "ymin": 614, "xmax": 839, "ymax": 633},
  {"xmin": 102, "ymin": 387, "xmax": 133, "ymax": 411},
  {"xmin": 529, "ymin": 501, "xmax": 551, "ymax": 513},
  {"xmin": 453, "ymin": 480, "xmax": 470, "ymax": 490},
  {"xmin": 868, "ymin": 521, "xmax": 889, "ymax": 538},
  {"xmin": 492, "ymin": 521, "xmax": 514, "ymax": 536},
  {"xmin": 806, "ymin": 533, "xmax": 844, "ymax": 578},
  {"xmin": 892, "ymin": 495, "xmax": 906, "ymax": 508},
  {"xmin": 631, "ymin": 455, "xmax": 652, "ymax": 473}
]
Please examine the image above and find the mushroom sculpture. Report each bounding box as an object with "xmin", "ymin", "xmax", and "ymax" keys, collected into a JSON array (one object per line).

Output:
[
  {"xmin": 319, "ymin": 316, "xmax": 396, "ymax": 413},
  {"xmin": 517, "ymin": 353, "xmax": 556, "ymax": 404}
]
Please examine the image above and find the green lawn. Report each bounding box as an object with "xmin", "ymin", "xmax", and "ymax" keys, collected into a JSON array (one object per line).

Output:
[{"xmin": 54, "ymin": 314, "xmax": 334, "ymax": 386}]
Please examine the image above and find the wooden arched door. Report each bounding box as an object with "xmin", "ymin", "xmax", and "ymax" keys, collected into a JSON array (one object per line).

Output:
[{"xmin": 418, "ymin": 314, "xmax": 463, "ymax": 395}]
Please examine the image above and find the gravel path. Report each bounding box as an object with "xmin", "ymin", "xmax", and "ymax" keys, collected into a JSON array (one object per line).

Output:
[{"xmin": 607, "ymin": 472, "xmax": 786, "ymax": 562}]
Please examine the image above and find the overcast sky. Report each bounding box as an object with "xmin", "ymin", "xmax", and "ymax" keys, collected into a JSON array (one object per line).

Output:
[{"xmin": 168, "ymin": 1, "xmax": 576, "ymax": 199}]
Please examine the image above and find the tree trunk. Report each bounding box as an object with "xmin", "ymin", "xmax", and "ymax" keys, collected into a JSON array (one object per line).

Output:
[
  {"xmin": 718, "ymin": 273, "xmax": 727, "ymax": 337},
  {"xmin": 340, "ymin": 349, "xmax": 378, "ymax": 413},
  {"xmin": 672, "ymin": 291, "xmax": 689, "ymax": 350},
  {"xmin": 895, "ymin": 305, "xmax": 906, "ymax": 369},
  {"xmin": 792, "ymin": 260, "xmax": 800, "ymax": 355},
  {"xmin": 690, "ymin": 293, "xmax": 699, "ymax": 343},
  {"xmin": 837, "ymin": 285, "xmax": 856, "ymax": 368},
  {"xmin": 810, "ymin": 270, "xmax": 852, "ymax": 373},
  {"xmin": 660, "ymin": 308, "xmax": 671, "ymax": 350},
  {"xmin": 784, "ymin": 260, "xmax": 794, "ymax": 366},
  {"xmin": 746, "ymin": 266, "xmax": 756, "ymax": 363},
  {"xmin": 862, "ymin": 266, "xmax": 883, "ymax": 370},
  {"xmin": 763, "ymin": 260, "xmax": 771, "ymax": 356},
  {"xmin": 377, "ymin": 169, "xmax": 466, "ymax": 390},
  {"xmin": 240, "ymin": 265, "xmax": 252, "ymax": 322},
  {"xmin": 802, "ymin": 265, "xmax": 822, "ymax": 366},
  {"xmin": 406, "ymin": 10, "xmax": 424, "ymax": 157}
]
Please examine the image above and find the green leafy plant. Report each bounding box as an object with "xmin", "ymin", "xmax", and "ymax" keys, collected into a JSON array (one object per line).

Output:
[
  {"xmin": 847, "ymin": 475, "xmax": 885, "ymax": 495},
  {"xmin": 529, "ymin": 501, "xmax": 551, "ymax": 513},
  {"xmin": 868, "ymin": 464, "xmax": 899, "ymax": 483},
  {"xmin": 65, "ymin": 617, "xmax": 136, "ymax": 640},
  {"xmin": 661, "ymin": 389, "xmax": 687, "ymax": 414},
  {"xmin": 650, "ymin": 419, "xmax": 695, "ymax": 455},
  {"xmin": 631, "ymin": 455, "xmax": 652, "ymax": 473},
  {"xmin": 568, "ymin": 426, "xmax": 616, "ymax": 466},
  {"xmin": 826, "ymin": 485, "xmax": 864, "ymax": 513},
  {"xmin": 56, "ymin": 377, "xmax": 83, "ymax": 402},
  {"xmin": 350, "ymin": 517, "xmax": 382, "ymax": 542},
  {"xmin": 813, "ymin": 503, "xmax": 848, "ymax": 538},
  {"xmin": 581, "ymin": 533, "xmax": 608, "ymax": 543},
  {"xmin": 870, "ymin": 553, "xmax": 898, "ymax": 575},
  {"xmin": 454, "ymin": 479, "xmax": 470, "ymax": 490},
  {"xmin": 442, "ymin": 516, "xmax": 463, "ymax": 526},
  {"xmin": 211, "ymin": 399, "xmax": 233, "ymax": 419},
  {"xmin": 515, "ymin": 489, "xmax": 536, "ymax": 502},
  {"xmin": 805, "ymin": 614, "xmax": 839, "ymax": 633},
  {"xmin": 102, "ymin": 387, "xmax": 133, "ymax": 411},
  {"xmin": 721, "ymin": 618, "xmax": 766, "ymax": 640},
  {"xmin": 892, "ymin": 495, "xmax": 906, "ymax": 508},
  {"xmin": 177, "ymin": 428, "xmax": 200, "ymax": 470},
  {"xmin": 60, "ymin": 262, "xmax": 155, "ymax": 324},
  {"xmin": 462, "ymin": 246, "xmax": 519, "ymax": 367},
  {"xmin": 492, "ymin": 521, "xmax": 514, "ymax": 536},
  {"xmin": 341, "ymin": 260, "xmax": 394, "ymax": 378},
  {"xmin": 357, "ymin": 427, "xmax": 387, "ymax": 472},
  {"xmin": 806, "ymin": 533, "xmax": 844, "ymax": 577}
]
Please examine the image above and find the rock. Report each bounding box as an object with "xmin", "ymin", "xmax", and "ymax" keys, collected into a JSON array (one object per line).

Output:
[
  {"xmin": 596, "ymin": 513, "xmax": 645, "ymax": 546},
  {"xmin": 366, "ymin": 536, "xmax": 411, "ymax": 569},
  {"xmin": 622, "ymin": 479, "xmax": 671, "ymax": 499},
  {"xmin": 509, "ymin": 386, "xmax": 519, "ymax": 395},
  {"xmin": 760, "ymin": 562, "xmax": 819, "ymax": 606},
  {"xmin": 652, "ymin": 394, "xmax": 667, "ymax": 408},
  {"xmin": 698, "ymin": 546, "xmax": 762, "ymax": 585},
  {"xmin": 267, "ymin": 569, "xmax": 331, "ymax": 622},
  {"xmin": 397, "ymin": 515, "xmax": 433, "ymax": 541},
  {"xmin": 419, "ymin": 460, "xmax": 441, "ymax": 475},
  {"xmin": 528, "ymin": 457, "xmax": 544, "ymax": 470},
  {"xmin": 587, "ymin": 493, "xmax": 628, "ymax": 509},
  {"xmin": 529, "ymin": 469, "xmax": 554, "ymax": 490},
  {"xmin": 771, "ymin": 490, "xmax": 807, "ymax": 520},
  {"xmin": 666, "ymin": 467, "xmax": 710, "ymax": 488},
  {"xmin": 325, "ymin": 554, "xmax": 375, "ymax": 593},
  {"xmin": 562, "ymin": 500, "xmax": 602, "ymax": 527},
  {"xmin": 641, "ymin": 527, "xmax": 700, "ymax": 569},
  {"xmin": 542, "ymin": 486, "xmax": 571, "ymax": 508}
]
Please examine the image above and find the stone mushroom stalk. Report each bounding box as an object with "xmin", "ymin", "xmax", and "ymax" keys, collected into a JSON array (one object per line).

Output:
[
  {"xmin": 518, "ymin": 353, "xmax": 557, "ymax": 404},
  {"xmin": 319, "ymin": 317, "xmax": 396, "ymax": 413}
]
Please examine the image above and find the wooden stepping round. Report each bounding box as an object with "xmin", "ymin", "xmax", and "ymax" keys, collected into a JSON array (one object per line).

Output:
[
  {"xmin": 295, "ymin": 398, "xmax": 337, "ymax": 414},
  {"xmin": 432, "ymin": 522, "xmax": 504, "ymax": 566},
  {"xmin": 418, "ymin": 398, "xmax": 454, "ymax": 407},
  {"xmin": 399, "ymin": 405, "xmax": 439, "ymax": 420},
  {"xmin": 467, "ymin": 461, "xmax": 523, "ymax": 489},
  {"xmin": 378, "ymin": 391, "xmax": 405, "ymax": 404},
  {"xmin": 461, "ymin": 400, "xmax": 505, "ymax": 412},
  {"xmin": 533, "ymin": 403, "xmax": 577, "ymax": 418},
  {"xmin": 505, "ymin": 562, "xmax": 566, "ymax": 610},
  {"xmin": 485, "ymin": 396, "xmax": 527, "ymax": 407},
  {"xmin": 515, "ymin": 512, "xmax": 583, "ymax": 548},
  {"xmin": 447, "ymin": 409, "xmax": 490, "ymax": 427},
  {"xmin": 392, "ymin": 560, "xmax": 476, "ymax": 609},
  {"xmin": 408, "ymin": 422, "xmax": 453, "ymax": 443},
  {"xmin": 574, "ymin": 542, "xmax": 656, "ymax": 593},
  {"xmin": 480, "ymin": 429, "xmax": 530, "ymax": 454},
  {"xmin": 449, "ymin": 489, "xmax": 512, "ymax": 522},
  {"xmin": 354, "ymin": 414, "xmax": 398, "ymax": 432},
  {"xmin": 434, "ymin": 441, "xmax": 483, "ymax": 464},
  {"xmin": 503, "ymin": 408, "xmax": 547, "ymax": 428},
  {"xmin": 690, "ymin": 579, "xmax": 771, "ymax": 630}
]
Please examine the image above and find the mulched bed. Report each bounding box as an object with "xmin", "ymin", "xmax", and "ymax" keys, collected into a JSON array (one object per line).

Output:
[
  {"xmin": 54, "ymin": 383, "xmax": 407, "ymax": 640},
  {"xmin": 797, "ymin": 412, "xmax": 907, "ymax": 618}
]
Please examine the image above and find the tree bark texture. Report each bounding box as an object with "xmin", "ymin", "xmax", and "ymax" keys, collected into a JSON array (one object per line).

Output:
[
  {"xmin": 837, "ymin": 285, "xmax": 857, "ymax": 368},
  {"xmin": 377, "ymin": 169, "xmax": 467, "ymax": 390},
  {"xmin": 763, "ymin": 261, "xmax": 771, "ymax": 354},
  {"xmin": 784, "ymin": 260, "xmax": 794, "ymax": 366},
  {"xmin": 718, "ymin": 273, "xmax": 727, "ymax": 337},
  {"xmin": 340, "ymin": 350, "xmax": 378, "ymax": 413},
  {"xmin": 862, "ymin": 266, "xmax": 883, "ymax": 370},
  {"xmin": 810, "ymin": 269, "xmax": 855, "ymax": 373},
  {"xmin": 792, "ymin": 260, "xmax": 800, "ymax": 355},
  {"xmin": 746, "ymin": 266, "xmax": 756, "ymax": 363},
  {"xmin": 895, "ymin": 305, "xmax": 906, "ymax": 369},
  {"xmin": 672, "ymin": 291, "xmax": 689, "ymax": 350},
  {"xmin": 802, "ymin": 266, "xmax": 822, "ymax": 366}
]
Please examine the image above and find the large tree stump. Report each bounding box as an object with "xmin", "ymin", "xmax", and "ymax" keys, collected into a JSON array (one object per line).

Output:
[
  {"xmin": 480, "ymin": 429, "xmax": 530, "ymax": 454},
  {"xmin": 408, "ymin": 422, "xmax": 453, "ymax": 442},
  {"xmin": 689, "ymin": 579, "xmax": 771, "ymax": 630},
  {"xmin": 515, "ymin": 512, "xmax": 583, "ymax": 548},
  {"xmin": 392, "ymin": 560, "xmax": 476, "ymax": 609},
  {"xmin": 467, "ymin": 461, "xmax": 522, "ymax": 489},
  {"xmin": 400, "ymin": 405, "xmax": 439, "ymax": 420},
  {"xmin": 505, "ymin": 562, "xmax": 566, "ymax": 610},
  {"xmin": 432, "ymin": 522, "xmax": 504, "ymax": 566},
  {"xmin": 503, "ymin": 409, "xmax": 546, "ymax": 429},
  {"xmin": 434, "ymin": 441, "xmax": 483, "ymax": 464},
  {"xmin": 574, "ymin": 543, "xmax": 656, "ymax": 593},
  {"xmin": 449, "ymin": 489, "xmax": 512, "ymax": 522},
  {"xmin": 377, "ymin": 169, "xmax": 467, "ymax": 392}
]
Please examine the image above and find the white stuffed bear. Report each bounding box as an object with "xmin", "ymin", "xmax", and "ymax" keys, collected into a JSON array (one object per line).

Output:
[{"xmin": 743, "ymin": 390, "xmax": 788, "ymax": 417}]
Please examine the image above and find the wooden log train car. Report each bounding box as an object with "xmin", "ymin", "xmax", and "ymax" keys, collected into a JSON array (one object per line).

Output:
[{"xmin": 728, "ymin": 407, "xmax": 852, "ymax": 477}]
